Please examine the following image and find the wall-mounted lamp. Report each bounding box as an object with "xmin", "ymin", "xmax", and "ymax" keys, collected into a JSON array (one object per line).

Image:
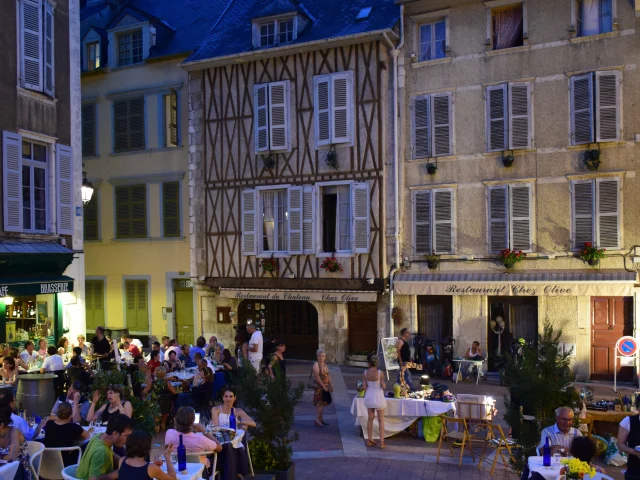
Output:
[{"xmin": 2, "ymin": 297, "xmax": 14, "ymax": 306}]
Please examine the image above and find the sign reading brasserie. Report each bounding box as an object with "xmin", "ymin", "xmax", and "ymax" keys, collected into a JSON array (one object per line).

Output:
[
  {"xmin": 0, "ymin": 280, "xmax": 74, "ymax": 297},
  {"xmin": 220, "ymin": 289, "xmax": 378, "ymax": 303}
]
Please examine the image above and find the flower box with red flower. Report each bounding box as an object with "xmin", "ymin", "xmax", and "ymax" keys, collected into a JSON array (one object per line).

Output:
[
  {"xmin": 500, "ymin": 249, "xmax": 525, "ymax": 269},
  {"xmin": 578, "ymin": 242, "xmax": 605, "ymax": 266},
  {"xmin": 320, "ymin": 255, "xmax": 343, "ymax": 273},
  {"xmin": 260, "ymin": 255, "xmax": 278, "ymax": 273}
]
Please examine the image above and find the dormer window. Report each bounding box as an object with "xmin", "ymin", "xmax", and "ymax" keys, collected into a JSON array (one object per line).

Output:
[
  {"xmin": 86, "ymin": 42, "xmax": 100, "ymax": 71},
  {"xmin": 254, "ymin": 16, "xmax": 297, "ymax": 48},
  {"xmin": 118, "ymin": 29, "xmax": 143, "ymax": 66}
]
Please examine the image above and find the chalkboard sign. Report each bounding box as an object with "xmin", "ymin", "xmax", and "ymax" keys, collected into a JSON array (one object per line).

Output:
[{"xmin": 380, "ymin": 337, "xmax": 399, "ymax": 371}]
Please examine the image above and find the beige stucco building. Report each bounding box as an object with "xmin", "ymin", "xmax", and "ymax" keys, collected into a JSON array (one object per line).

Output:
[{"xmin": 393, "ymin": 0, "xmax": 640, "ymax": 381}]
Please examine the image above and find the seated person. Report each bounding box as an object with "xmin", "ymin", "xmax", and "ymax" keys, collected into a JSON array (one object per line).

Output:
[
  {"xmin": 152, "ymin": 341, "xmax": 165, "ymax": 362},
  {"xmin": 147, "ymin": 350, "xmax": 161, "ymax": 376},
  {"xmin": 42, "ymin": 401, "xmax": 90, "ymax": 465},
  {"xmin": 9, "ymin": 348, "xmax": 28, "ymax": 371},
  {"xmin": 40, "ymin": 345, "xmax": 65, "ymax": 373},
  {"xmin": 76, "ymin": 414, "xmax": 133, "ymax": 480},
  {"xmin": 463, "ymin": 340, "xmax": 485, "ymax": 378},
  {"xmin": 1, "ymin": 357, "xmax": 19, "ymax": 389},
  {"xmin": 568, "ymin": 436, "xmax": 604, "ymax": 473},
  {"xmin": 0, "ymin": 404, "xmax": 33, "ymax": 479},
  {"xmin": 37, "ymin": 338, "xmax": 48, "ymax": 357},
  {"xmin": 179, "ymin": 344, "xmax": 196, "ymax": 367},
  {"xmin": 51, "ymin": 380, "xmax": 89, "ymax": 423},
  {"xmin": 19, "ymin": 340, "xmax": 39, "ymax": 364},
  {"xmin": 163, "ymin": 349, "xmax": 181, "ymax": 372},
  {"xmin": 87, "ymin": 384, "xmax": 133, "ymax": 424},
  {"xmin": 165, "ymin": 406, "xmax": 221, "ymax": 468},
  {"xmin": 174, "ymin": 363, "xmax": 214, "ymax": 411},
  {"xmin": 66, "ymin": 346, "xmax": 87, "ymax": 369},
  {"xmin": 66, "ymin": 355, "xmax": 95, "ymax": 390},
  {"xmin": 539, "ymin": 406, "xmax": 582, "ymax": 455},
  {"xmin": 0, "ymin": 390, "xmax": 46, "ymax": 440},
  {"xmin": 118, "ymin": 431, "xmax": 176, "ymax": 480},
  {"xmin": 142, "ymin": 367, "xmax": 177, "ymax": 398}
]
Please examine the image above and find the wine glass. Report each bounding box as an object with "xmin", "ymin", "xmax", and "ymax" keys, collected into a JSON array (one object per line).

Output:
[{"xmin": 153, "ymin": 453, "xmax": 164, "ymax": 466}]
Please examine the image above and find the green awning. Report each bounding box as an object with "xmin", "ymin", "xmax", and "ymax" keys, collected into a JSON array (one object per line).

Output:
[
  {"xmin": 0, "ymin": 242, "xmax": 74, "ymax": 276},
  {"xmin": 0, "ymin": 276, "xmax": 74, "ymax": 297}
]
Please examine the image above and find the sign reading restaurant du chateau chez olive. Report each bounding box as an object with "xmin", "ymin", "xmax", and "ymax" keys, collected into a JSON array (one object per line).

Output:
[
  {"xmin": 220, "ymin": 289, "xmax": 378, "ymax": 303},
  {"xmin": 394, "ymin": 282, "xmax": 634, "ymax": 297},
  {"xmin": 0, "ymin": 279, "xmax": 74, "ymax": 297}
]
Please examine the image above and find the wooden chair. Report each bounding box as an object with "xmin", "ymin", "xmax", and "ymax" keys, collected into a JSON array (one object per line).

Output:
[
  {"xmin": 477, "ymin": 422, "xmax": 516, "ymax": 476},
  {"xmin": 436, "ymin": 416, "xmax": 475, "ymax": 467},
  {"xmin": 40, "ymin": 447, "xmax": 82, "ymax": 480},
  {"xmin": 579, "ymin": 418, "xmax": 594, "ymax": 437}
]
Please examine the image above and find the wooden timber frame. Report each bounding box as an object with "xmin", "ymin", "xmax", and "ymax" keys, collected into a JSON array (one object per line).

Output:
[{"xmin": 200, "ymin": 41, "xmax": 388, "ymax": 290}]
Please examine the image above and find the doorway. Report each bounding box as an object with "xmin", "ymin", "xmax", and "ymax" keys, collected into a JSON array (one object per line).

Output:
[
  {"xmin": 487, "ymin": 296, "xmax": 538, "ymax": 372},
  {"xmin": 348, "ymin": 302, "xmax": 378, "ymax": 354},
  {"xmin": 591, "ymin": 297, "xmax": 633, "ymax": 381},
  {"xmin": 174, "ymin": 280, "xmax": 194, "ymax": 346},
  {"xmin": 417, "ymin": 296, "xmax": 453, "ymax": 344}
]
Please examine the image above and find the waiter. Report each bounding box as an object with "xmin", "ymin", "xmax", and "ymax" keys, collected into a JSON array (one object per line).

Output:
[{"xmin": 91, "ymin": 326, "xmax": 113, "ymax": 364}]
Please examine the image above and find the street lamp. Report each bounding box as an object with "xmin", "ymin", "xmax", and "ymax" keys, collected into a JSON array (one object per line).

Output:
[{"xmin": 81, "ymin": 171, "xmax": 94, "ymax": 205}]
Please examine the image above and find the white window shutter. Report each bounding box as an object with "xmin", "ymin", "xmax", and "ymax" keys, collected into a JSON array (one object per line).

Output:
[
  {"xmin": 288, "ymin": 186, "xmax": 302, "ymax": 254},
  {"xmin": 488, "ymin": 185, "xmax": 508, "ymax": 253},
  {"xmin": 596, "ymin": 177, "xmax": 620, "ymax": 249},
  {"xmin": 509, "ymin": 82, "xmax": 531, "ymax": 149},
  {"xmin": 570, "ymin": 73, "xmax": 594, "ymax": 145},
  {"xmin": 433, "ymin": 189, "xmax": 453, "ymax": 254},
  {"xmin": 57, "ymin": 144, "xmax": 74, "ymax": 235},
  {"xmin": 43, "ymin": 1, "xmax": 54, "ymax": 96},
  {"xmin": 241, "ymin": 189, "xmax": 257, "ymax": 255},
  {"xmin": 572, "ymin": 180, "xmax": 595, "ymax": 249},
  {"xmin": 254, "ymin": 84, "xmax": 269, "ymax": 153},
  {"xmin": 595, "ymin": 70, "xmax": 620, "ymax": 142},
  {"xmin": 269, "ymin": 81, "xmax": 290, "ymax": 151},
  {"xmin": 413, "ymin": 191, "xmax": 431, "ymax": 255},
  {"xmin": 486, "ymin": 84, "xmax": 507, "ymax": 152},
  {"xmin": 21, "ymin": 0, "xmax": 43, "ymax": 91},
  {"xmin": 412, "ymin": 95, "xmax": 430, "ymax": 159},
  {"xmin": 331, "ymin": 73, "xmax": 353, "ymax": 144},
  {"xmin": 302, "ymin": 185, "xmax": 315, "ymax": 254},
  {"xmin": 314, "ymin": 76, "xmax": 331, "ymax": 147},
  {"xmin": 431, "ymin": 92, "xmax": 452, "ymax": 156},
  {"xmin": 509, "ymin": 183, "xmax": 532, "ymax": 252},
  {"xmin": 352, "ymin": 182, "xmax": 370, "ymax": 254},
  {"xmin": 3, "ymin": 131, "xmax": 23, "ymax": 232}
]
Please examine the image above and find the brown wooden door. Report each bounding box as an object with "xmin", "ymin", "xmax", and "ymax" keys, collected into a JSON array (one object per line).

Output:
[
  {"xmin": 591, "ymin": 297, "xmax": 633, "ymax": 381},
  {"xmin": 417, "ymin": 296, "xmax": 452, "ymax": 344},
  {"xmin": 348, "ymin": 302, "xmax": 378, "ymax": 354}
]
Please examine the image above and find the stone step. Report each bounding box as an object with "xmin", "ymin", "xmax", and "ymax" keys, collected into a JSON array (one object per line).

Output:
[{"xmin": 346, "ymin": 358, "xmax": 368, "ymax": 368}]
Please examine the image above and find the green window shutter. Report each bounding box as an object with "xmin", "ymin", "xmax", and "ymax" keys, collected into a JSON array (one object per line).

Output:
[
  {"xmin": 136, "ymin": 281, "xmax": 148, "ymax": 331},
  {"xmin": 125, "ymin": 280, "xmax": 148, "ymax": 332},
  {"xmin": 115, "ymin": 185, "xmax": 146, "ymax": 239},
  {"xmin": 125, "ymin": 280, "xmax": 138, "ymax": 331},
  {"xmin": 83, "ymin": 189, "xmax": 98, "ymax": 240},
  {"xmin": 162, "ymin": 182, "xmax": 180, "ymax": 237},
  {"xmin": 129, "ymin": 98, "xmax": 145, "ymax": 151},
  {"xmin": 113, "ymin": 98, "xmax": 145, "ymax": 153},
  {"xmin": 169, "ymin": 90, "xmax": 178, "ymax": 146},
  {"xmin": 85, "ymin": 280, "xmax": 104, "ymax": 331},
  {"xmin": 82, "ymin": 104, "xmax": 96, "ymax": 157}
]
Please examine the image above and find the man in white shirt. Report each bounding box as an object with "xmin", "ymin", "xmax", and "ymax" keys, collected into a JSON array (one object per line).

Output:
[
  {"xmin": 247, "ymin": 323, "xmax": 263, "ymax": 370},
  {"xmin": 20, "ymin": 340, "xmax": 39, "ymax": 364},
  {"xmin": 539, "ymin": 406, "xmax": 582, "ymax": 454},
  {"xmin": 40, "ymin": 345, "xmax": 65, "ymax": 372}
]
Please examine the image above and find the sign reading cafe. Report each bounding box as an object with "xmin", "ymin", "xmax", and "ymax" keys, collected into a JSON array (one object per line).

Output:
[
  {"xmin": 219, "ymin": 289, "xmax": 378, "ymax": 303},
  {"xmin": 0, "ymin": 280, "xmax": 74, "ymax": 297}
]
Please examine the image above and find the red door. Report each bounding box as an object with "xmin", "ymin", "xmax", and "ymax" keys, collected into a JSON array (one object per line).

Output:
[{"xmin": 591, "ymin": 297, "xmax": 633, "ymax": 381}]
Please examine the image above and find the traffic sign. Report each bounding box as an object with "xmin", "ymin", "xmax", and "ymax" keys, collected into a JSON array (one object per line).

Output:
[{"xmin": 616, "ymin": 336, "xmax": 638, "ymax": 357}]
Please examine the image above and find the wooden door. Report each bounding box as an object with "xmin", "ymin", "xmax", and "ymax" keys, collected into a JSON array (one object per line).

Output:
[
  {"xmin": 175, "ymin": 289, "xmax": 194, "ymax": 346},
  {"xmin": 591, "ymin": 297, "xmax": 633, "ymax": 381},
  {"xmin": 417, "ymin": 296, "xmax": 452, "ymax": 344},
  {"xmin": 348, "ymin": 302, "xmax": 378, "ymax": 354}
]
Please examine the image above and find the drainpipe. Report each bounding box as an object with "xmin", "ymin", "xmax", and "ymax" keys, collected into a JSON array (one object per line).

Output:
[{"xmin": 382, "ymin": 4, "xmax": 404, "ymax": 338}]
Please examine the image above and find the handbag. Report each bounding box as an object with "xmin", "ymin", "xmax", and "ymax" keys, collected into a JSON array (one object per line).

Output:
[
  {"xmin": 321, "ymin": 390, "xmax": 332, "ymax": 405},
  {"xmin": 307, "ymin": 367, "xmax": 317, "ymax": 390}
]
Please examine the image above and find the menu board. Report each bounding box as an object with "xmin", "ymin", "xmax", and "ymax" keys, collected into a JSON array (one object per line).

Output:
[{"xmin": 380, "ymin": 337, "xmax": 399, "ymax": 371}]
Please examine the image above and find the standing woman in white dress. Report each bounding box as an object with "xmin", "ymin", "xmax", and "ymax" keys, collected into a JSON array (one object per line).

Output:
[{"xmin": 363, "ymin": 353, "xmax": 386, "ymax": 448}]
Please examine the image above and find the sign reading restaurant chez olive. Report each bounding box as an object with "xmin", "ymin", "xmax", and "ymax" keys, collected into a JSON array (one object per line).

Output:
[
  {"xmin": 0, "ymin": 279, "xmax": 74, "ymax": 297},
  {"xmin": 220, "ymin": 289, "xmax": 378, "ymax": 303}
]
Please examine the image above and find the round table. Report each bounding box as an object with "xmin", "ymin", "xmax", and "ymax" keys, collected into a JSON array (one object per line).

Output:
[
  {"xmin": 162, "ymin": 462, "xmax": 204, "ymax": 480},
  {"xmin": 527, "ymin": 456, "xmax": 563, "ymax": 480},
  {"xmin": 0, "ymin": 460, "xmax": 20, "ymax": 479}
]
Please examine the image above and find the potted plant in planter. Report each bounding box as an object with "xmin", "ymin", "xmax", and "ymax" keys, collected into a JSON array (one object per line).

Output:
[
  {"xmin": 583, "ymin": 145, "xmax": 601, "ymax": 171},
  {"xmin": 426, "ymin": 163, "xmax": 437, "ymax": 175},
  {"xmin": 262, "ymin": 154, "xmax": 276, "ymax": 170},
  {"xmin": 502, "ymin": 151, "xmax": 514, "ymax": 168},
  {"xmin": 578, "ymin": 242, "xmax": 605, "ymax": 267},
  {"xmin": 500, "ymin": 248, "xmax": 525, "ymax": 270},
  {"xmin": 326, "ymin": 146, "xmax": 339, "ymax": 170},
  {"xmin": 261, "ymin": 254, "xmax": 278, "ymax": 274},
  {"xmin": 425, "ymin": 251, "xmax": 440, "ymax": 270},
  {"xmin": 320, "ymin": 254, "xmax": 343, "ymax": 273}
]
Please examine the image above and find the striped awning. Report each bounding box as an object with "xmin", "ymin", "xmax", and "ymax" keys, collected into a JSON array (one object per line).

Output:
[{"xmin": 393, "ymin": 270, "xmax": 637, "ymax": 297}]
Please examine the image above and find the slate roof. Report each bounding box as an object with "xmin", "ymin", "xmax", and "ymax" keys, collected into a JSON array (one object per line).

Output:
[{"xmin": 186, "ymin": 0, "xmax": 399, "ymax": 64}]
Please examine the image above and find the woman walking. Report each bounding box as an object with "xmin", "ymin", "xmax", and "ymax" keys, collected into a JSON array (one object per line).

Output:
[
  {"xmin": 363, "ymin": 353, "xmax": 386, "ymax": 448},
  {"xmin": 312, "ymin": 349, "xmax": 333, "ymax": 427}
]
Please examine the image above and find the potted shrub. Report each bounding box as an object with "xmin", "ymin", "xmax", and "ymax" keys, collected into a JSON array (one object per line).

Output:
[
  {"xmin": 326, "ymin": 146, "xmax": 339, "ymax": 170},
  {"xmin": 502, "ymin": 152, "xmax": 514, "ymax": 168},
  {"xmin": 260, "ymin": 254, "xmax": 278, "ymax": 274},
  {"xmin": 425, "ymin": 251, "xmax": 440, "ymax": 270},
  {"xmin": 578, "ymin": 242, "xmax": 605, "ymax": 267},
  {"xmin": 583, "ymin": 146, "xmax": 601, "ymax": 172},
  {"xmin": 320, "ymin": 254, "xmax": 343, "ymax": 273},
  {"xmin": 262, "ymin": 154, "xmax": 276, "ymax": 170},
  {"xmin": 500, "ymin": 248, "xmax": 525, "ymax": 270},
  {"xmin": 236, "ymin": 364, "xmax": 304, "ymax": 480},
  {"xmin": 426, "ymin": 163, "xmax": 437, "ymax": 175}
]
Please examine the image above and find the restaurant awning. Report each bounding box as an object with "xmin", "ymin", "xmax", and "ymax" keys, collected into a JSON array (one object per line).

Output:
[
  {"xmin": 0, "ymin": 275, "xmax": 75, "ymax": 297},
  {"xmin": 393, "ymin": 270, "xmax": 637, "ymax": 297},
  {"xmin": 219, "ymin": 288, "xmax": 378, "ymax": 302},
  {"xmin": 0, "ymin": 242, "xmax": 74, "ymax": 276}
]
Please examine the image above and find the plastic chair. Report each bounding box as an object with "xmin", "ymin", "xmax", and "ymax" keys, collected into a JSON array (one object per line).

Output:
[
  {"xmin": 26, "ymin": 440, "xmax": 44, "ymax": 478},
  {"xmin": 40, "ymin": 447, "xmax": 82, "ymax": 480},
  {"xmin": 171, "ymin": 450, "xmax": 219, "ymax": 480},
  {"xmin": 61, "ymin": 464, "xmax": 82, "ymax": 480},
  {"xmin": 436, "ymin": 416, "xmax": 475, "ymax": 467},
  {"xmin": 477, "ymin": 422, "xmax": 517, "ymax": 476}
]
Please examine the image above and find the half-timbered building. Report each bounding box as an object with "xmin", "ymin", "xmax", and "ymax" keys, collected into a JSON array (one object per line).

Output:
[{"xmin": 184, "ymin": 0, "xmax": 400, "ymax": 361}]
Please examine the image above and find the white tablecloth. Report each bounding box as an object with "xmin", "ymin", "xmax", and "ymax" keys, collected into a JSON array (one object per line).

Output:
[
  {"xmin": 528, "ymin": 456, "xmax": 563, "ymax": 480},
  {"xmin": 0, "ymin": 460, "xmax": 20, "ymax": 479},
  {"xmin": 161, "ymin": 462, "xmax": 204, "ymax": 480},
  {"xmin": 167, "ymin": 370, "xmax": 196, "ymax": 382},
  {"xmin": 350, "ymin": 396, "xmax": 456, "ymax": 439}
]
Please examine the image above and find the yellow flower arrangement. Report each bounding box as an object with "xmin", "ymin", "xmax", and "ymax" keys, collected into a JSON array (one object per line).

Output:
[{"xmin": 560, "ymin": 458, "xmax": 597, "ymax": 479}]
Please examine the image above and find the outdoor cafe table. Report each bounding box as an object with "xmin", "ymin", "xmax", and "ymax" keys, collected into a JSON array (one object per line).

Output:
[
  {"xmin": 586, "ymin": 409, "xmax": 635, "ymax": 436},
  {"xmin": 527, "ymin": 456, "xmax": 563, "ymax": 480},
  {"xmin": 0, "ymin": 460, "xmax": 20, "ymax": 479},
  {"xmin": 350, "ymin": 396, "xmax": 456, "ymax": 439},
  {"xmin": 161, "ymin": 462, "xmax": 205, "ymax": 480}
]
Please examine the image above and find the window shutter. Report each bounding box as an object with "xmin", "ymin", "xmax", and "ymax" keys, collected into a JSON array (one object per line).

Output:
[
  {"xmin": 81, "ymin": 104, "xmax": 96, "ymax": 157},
  {"xmin": 509, "ymin": 184, "xmax": 532, "ymax": 251},
  {"xmin": 136, "ymin": 280, "xmax": 148, "ymax": 331},
  {"xmin": 43, "ymin": 1, "xmax": 54, "ymax": 96},
  {"xmin": 571, "ymin": 73, "xmax": 594, "ymax": 145},
  {"xmin": 115, "ymin": 186, "xmax": 131, "ymax": 238},
  {"xmin": 57, "ymin": 144, "xmax": 74, "ymax": 235},
  {"xmin": 332, "ymin": 73, "xmax": 353, "ymax": 144},
  {"xmin": 433, "ymin": 189, "xmax": 453, "ymax": 254},
  {"xmin": 596, "ymin": 178, "xmax": 620, "ymax": 249},
  {"xmin": 414, "ymin": 191, "xmax": 431, "ymax": 255},
  {"xmin": 85, "ymin": 280, "xmax": 104, "ymax": 331},
  {"xmin": 572, "ymin": 180, "xmax": 595, "ymax": 249},
  {"xmin": 431, "ymin": 92, "xmax": 452, "ymax": 156},
  {"xmin": 488, "ymin": 185, "xmax": 508, "ymax": 253},
  {"xmin": 487, "ymin": 84, "xmax": 507, "ymax": 152},
  {"xmin": 169, "ymin": 89, "xmax": 178, "ymax": 146},
  {"xmin": 85, "ymin": 281, "xmax": 94, "ymax": 329},
  {"xmin": 288, "ymin": 186, "xmax": 302, "ymax": 254},
  {"xmin": 269, "ymin": 81, "xmax": 290, "ymax": 151},
  {"xmin": 129, "ymin": 98, "xmax": 145, "ymax": 151},
  {"xmin": 241, "ymin": 189, "xmax": 257, "ymax": 255},
  {"xmin": 130, "ymin": 185, "xmax": 146, "ymax": 237},
  {"xmin": 254, "ymin": 84, "xmax": 269, "ymax": 153},
  {"xmin": 162, "ymin": 182, "xmax": 180, "ymax": 237},
  {"xmin": 302, "ymin": 185, "xmax": 315, "ymax": 254},
  {"xmin": 113, "ymin": 101, "xmax": 129, "ymax": 153},
  {"xmin": 83, "ymin": 189, "xmax": 98, "ymax": 240},
  {"xmin": 352, "ymin": 182, "xmax": 370, "ymax": 254},
  {"xmin": 314, "ymin": 76, "xmax": 331, "ymax": 147},
  {"xmin": 21, "ymin": 0, "xmax": 43, "ymax": 91},
  {"xmin": 595, "ymin": 70, "xmax": 620, "ymax": 142},
  {"xmin": 2, "ymin": 131, "xmax": 23, "ymax": 232},
  {"xmin": 412, "ymin": 95, "xmax": 430, "ymax": 159},
  {"xmin": 509, "ymin": 82, "xmax": 532, "ymax": 149},
  {"xmin": 125, "ymin": 280, "xmax": 137, "ymax": 330}
]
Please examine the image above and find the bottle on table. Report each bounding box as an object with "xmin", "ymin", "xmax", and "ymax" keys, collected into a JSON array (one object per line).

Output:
[
  {"xmin": 229, "ymin": 407, "xmax": 236, "ymax": 430},
  {"xmin": 542, "ymin": 437, "xmax": 551, "ymax": 467},
  {"xmin": 177, "ymin": 434, "xmax": 187, "ymax": 471}
]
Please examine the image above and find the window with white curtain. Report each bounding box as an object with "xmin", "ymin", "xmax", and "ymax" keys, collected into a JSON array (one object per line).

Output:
[
  {"xmin": 491, "ymin": 4, "xmax": 523, "ymax": 50},
  {"xmin": 320, "ymin": 185, "xmax": 351, "ymax": 253},
  {"xmin": 576, "ymin": 0, "xmax": 613, "ymax": 37},
  {"xmin": 419, "ymin": 20, "xmax": 446, "ymax": 61},
  {"xmin": 261, "ymin": 190, "xmax": 288, "ymax": 253}
]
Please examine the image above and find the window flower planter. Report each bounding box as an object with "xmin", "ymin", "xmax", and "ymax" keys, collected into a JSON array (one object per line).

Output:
[{"xmin": 320, "ymin": 254, "xmax": 343, "ymax": 273}]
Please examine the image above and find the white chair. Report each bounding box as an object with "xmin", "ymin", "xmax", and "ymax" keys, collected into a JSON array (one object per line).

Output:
[
  {"xmin": 585, "ymin": 474, "xmax": 615, "ymax": 480},
  {"xmin": 61, "ymin": 464, "xmax": 82, "ymax": 480},
  {"xmin": 26, "ymin": 440, "xmax": 44, "ymax": 478},
  {"xmin": 171, "ymin": 450, "xmax": 219, "ymax": 480},
  {"xmin": 40, "ymin": 447, "xmax": 82, "ymax": 480}
]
